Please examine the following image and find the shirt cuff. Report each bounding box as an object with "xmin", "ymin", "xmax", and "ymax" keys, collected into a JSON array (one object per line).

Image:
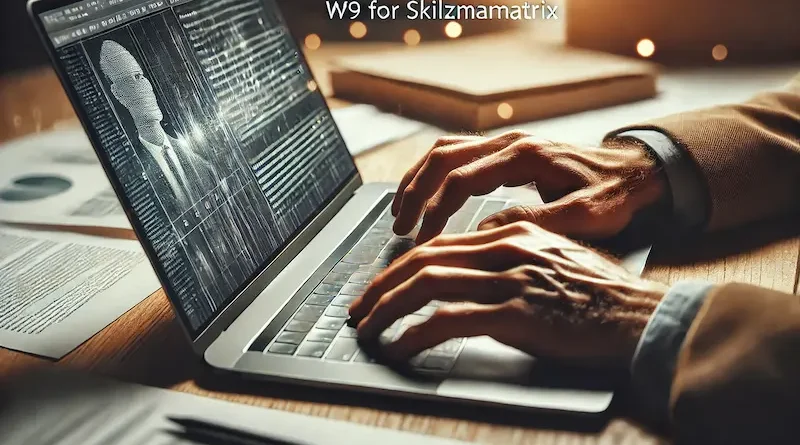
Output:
[
  {"xmin": 630, "ymin": 280, "xmax": 714, "ymax": 427},
  {"xmin": 607, "ymin": 129, "xmax": 709, "ymax": 234}
]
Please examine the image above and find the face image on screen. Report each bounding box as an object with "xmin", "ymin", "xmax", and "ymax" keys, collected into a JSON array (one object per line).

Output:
[{"xmin": 39, "ymin": 0, "xmax": 358, "ymax": 335}]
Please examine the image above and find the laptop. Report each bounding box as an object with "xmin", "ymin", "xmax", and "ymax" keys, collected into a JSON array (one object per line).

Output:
[{"xmin": 29, "ymin": 0, "xmax": 649, "ymax": 414}]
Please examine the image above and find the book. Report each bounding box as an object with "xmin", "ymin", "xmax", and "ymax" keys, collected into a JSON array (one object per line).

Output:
[{"xmin": 330, "ymin": 33, "xmax": 659, "ymax": 131}]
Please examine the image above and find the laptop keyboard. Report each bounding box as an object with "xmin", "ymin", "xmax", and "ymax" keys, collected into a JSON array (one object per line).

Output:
[{"xmin": 260, "ymin": 196, "xmax": 511, "ymax": 374}]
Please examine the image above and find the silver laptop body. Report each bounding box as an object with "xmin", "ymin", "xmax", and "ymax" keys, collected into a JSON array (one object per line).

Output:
[{"xmin": 29, "ymin": 0, "xmax": 649, "ymax": 415}]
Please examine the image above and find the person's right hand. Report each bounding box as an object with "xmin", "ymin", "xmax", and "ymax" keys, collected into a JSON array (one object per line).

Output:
[{"xmin": 391, "ymin": 130, "xmax": 667, "ymax": 243}]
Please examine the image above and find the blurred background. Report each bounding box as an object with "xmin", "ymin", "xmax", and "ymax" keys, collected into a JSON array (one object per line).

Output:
[
  {"xmin": 4, "ymin": 0, "xmax": 797, "ymax": 74},
  {"xmin": 0, "ymin": 0, "xmax": 798, "ymax": 139}
]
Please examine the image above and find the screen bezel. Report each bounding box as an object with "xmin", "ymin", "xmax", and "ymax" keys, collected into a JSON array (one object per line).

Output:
[{"xmin": 27, "ymin": 0, "xmax": 363, "ymax": 354}]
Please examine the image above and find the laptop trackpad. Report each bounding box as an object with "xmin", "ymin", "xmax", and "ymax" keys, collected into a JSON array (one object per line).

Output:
[{"xmin": 436, "ymin": 337, "xmax": 614, "ymax": 413}]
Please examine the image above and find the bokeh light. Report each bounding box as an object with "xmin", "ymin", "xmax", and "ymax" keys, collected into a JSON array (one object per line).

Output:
[
  {"xmin": 304, "ymin": 34, "xmax": 321, "ymax": 50},
  {"xmin": 404, "ymin": 29, "xmax": 421, "ymax": 46},
  {"xmin": 712, "ymin": 44, "xmax": 728, "ymax": 61},
  {"xmin": 350, "ymin": 21, "xmax": 367, "ymax": 39},
  {"xmin": 444, "ymin": 21, "xmax": 463, "ymax": 39},
  {"xmin": 497, "ymin": 103, "xmax": 514, "ymax": 120},
  {"xmin": 636, "ymin": 39, "xmax": 655, "ymax": 58}
]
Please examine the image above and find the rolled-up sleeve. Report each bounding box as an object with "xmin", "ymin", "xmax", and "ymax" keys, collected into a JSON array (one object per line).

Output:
[
  {"xmin": 605, "ymin": 129, "xmax": 710, "ymax": 235},
  {"xmin": 630, "ymin": 281, "xmax": 714, "ymax": 426}
]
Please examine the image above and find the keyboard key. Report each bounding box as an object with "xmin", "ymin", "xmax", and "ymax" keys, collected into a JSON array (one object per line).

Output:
[
  {"xmin": 340, "ymin": 283, "xmax": 367, "ymax": 296},
  {"xmin": 296, "ymin": 342, "xmax": 329, "ymax": 358},
  {"xmin": 267, "ymin": 343, "xmax": 297, "ymax": 355},
  {"xmin": 349, "ymin": 272, "xmax": 373, "ymax": 285},
  {"xmin": 460, "ymin": 197, "xmax": 482, "ymax": 213},
  {"xmin": 350, "ymin": 246, "xmax": 381, "ymax": 257},
  {"xmin": 420, "ymin": 355, "xmax": 457, "ymax": 371},
  {"xmin": 331, "ymin": 294, "xmax": 358, "ymax": 307},
  {"xmin": 410, "ymin": 351, "xmax": 429, "ymax": 367},
  {"xmin": 403, "ymin": 314, "xmax": 429, "ymax": 327},
  {"xmin": 359, "ymin": 236, "xmax": 390, "ymax": 248},
  {"xmin": 413, "ymin": 305, "xmax": 437, "ymax": 317},
  {"xmin": 332, "ymin": 263, "xmax": 359, "ymax": 275},
  {"xmin": 379, "ymin": 238, "xmax": 415, "ymax": 260},
  {"xmin": 285, "ymin": 320, "xmax": 314, "ymax": 333},
  {"xmin": 443, "ymin": 214, "xmax": 475, "ymax": 234},
  {"xmin": 326, "ymin": 338, "xmax": 360, "ymax": 362},
  {"xmin": 341, "ymin": 253, "xmax": 374, "ymax": 265},
  {"xmin": 275, "ymin": 331, "xmax": 306, "ymax": 345},
  {"xmin": 323, "ymin": 272, "xmax": 350, "ymax": 286},
  {"xmin": 316, "ymin": 316, "xmax": 347, "ymax": 331},
  {"xmin": 431, "ymin": 338, "xmax": 463, "ymax": 356},
  {"xmin": 372, "ymin": 257, "xmax": 392, "ymax": 269},
  {"xmin": 325, "ymin": 306, "xmax": 349, "ymax": 318},
  {"xmin": 471, "ymin": 201, "xmax": 507, "ymax": 231},
  {"xmin": 339, "ymin": 326, "xmax": 358, "ymax": 338},
  {"xmin": 294, "ymin": 305, "xmax": 325, "ymax": 322},
  {"xmin": 306, "ymin": 329, "xmax": 336, "ymax": 343},
  {"xmin": 307, "ymin": 294, "xmax": 335, "ymax": 306},
  {"xmin": 314, "ymin": 283, "xmax": 342, "ymax": 295},
  {"xmin": 353, "ymin": 350, "xmax": 375, "ymax": 363}
]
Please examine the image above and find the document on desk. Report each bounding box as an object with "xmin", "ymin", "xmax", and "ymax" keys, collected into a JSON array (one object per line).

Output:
[
  {"xmin": 0, "ymin": 128, "xmax": 132, "ymax": 232},
  {"xmin": 331, "ymin": 104, "xmax": 427, "ymax": 156},
  {"xmin": 0, "ymin": 225, "xmax": 159, "ymax": 358},
  {"xmin": 0, "ymin": 369, "xmax": 469, "ymax": 445}
]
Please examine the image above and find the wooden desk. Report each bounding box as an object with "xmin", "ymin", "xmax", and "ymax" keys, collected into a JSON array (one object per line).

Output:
[{"xmin": 1, "ymin": 43, "xmax": 798, "ymax": 445}]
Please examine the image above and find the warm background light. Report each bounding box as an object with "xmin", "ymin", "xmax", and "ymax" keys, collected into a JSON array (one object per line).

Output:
[
  {"xmin": 304, "ymin": 34, "xmax": 321, "ymax": 50},
  {"xmin": 307, "ymin": 80, "xmax": 318, "ymax": 92},
  {"xmin": 403, "ymin": 29, "xmax": 421, "ymax": 46},
  {"xmin": 444, "ymin": 21, "xmax": 463, "ymax": 39},
  {"xmin": 636, "ymin": 38, "xmax": 655, "ymax": 58},
  {"xmin": 712, "ymin": 44, "xmax": 728, "ymax": 61},
  {"xmin": 349, "ymin": 21, "xmax": 367, "ymax": 39},
  {"xmin": 497, "ymin": 103, "xmax": 514, "ymax": 120}
]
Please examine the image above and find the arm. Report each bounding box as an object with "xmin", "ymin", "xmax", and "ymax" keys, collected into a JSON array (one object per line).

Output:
[
  {"xmin": 611, "ymin": 74, "xmax": 800, "ymax": 232},
  {"xmin": 670, "ymin": 284, "xmax": 800, "ymax": 444}
]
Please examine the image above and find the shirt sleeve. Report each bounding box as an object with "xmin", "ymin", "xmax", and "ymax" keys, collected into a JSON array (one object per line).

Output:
[
  {"xmin": 629, "ymin": 281, "xmax": 714, "ymax": 427},
  {"xmin": 605, "ymin": 129, "xmax": 710, "ymax": 235}
]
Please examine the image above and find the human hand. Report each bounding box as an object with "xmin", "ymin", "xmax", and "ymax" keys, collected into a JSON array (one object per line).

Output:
[
  {"xmin": 348, "ymin": 222, "xmax": 667, "ymax": 368},
  {"xmin": 391, "ymin": 130, "xmax": 666, "ymax": 244}
]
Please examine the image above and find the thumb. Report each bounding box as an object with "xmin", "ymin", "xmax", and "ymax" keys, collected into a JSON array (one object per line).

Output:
[{"xmin": 478, "ymin": 197, "xmax": 632, "ymax": 239}]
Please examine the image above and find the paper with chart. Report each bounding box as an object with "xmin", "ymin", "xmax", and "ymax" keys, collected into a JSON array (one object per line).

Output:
[
  {"xmin": 0, "ymin": 368, "xmax": 469, "ymax": 445},
  {"xmin": 0, "ymin": 225, "xmax": 159, "ymax": 358},
  {"xmin": 0, "ymin": 128, "xmax": 131, "ymax": 231}
]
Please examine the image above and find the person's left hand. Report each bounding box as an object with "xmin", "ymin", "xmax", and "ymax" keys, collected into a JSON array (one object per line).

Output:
[{"xmin": 348, "ymin": 222, "xmax": 667, "ymax": 369}]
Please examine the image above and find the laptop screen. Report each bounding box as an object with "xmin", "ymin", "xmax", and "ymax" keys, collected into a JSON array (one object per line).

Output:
[{"xmin": 37, "ymin": 0, "xmax": 358, "ymax": 336}]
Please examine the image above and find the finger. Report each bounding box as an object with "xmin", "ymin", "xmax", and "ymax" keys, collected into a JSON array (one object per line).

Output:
[
  {"xmin": 394, "ymin": 131, "xmax": 529, "ymax": 235},
  {"xmin": 349, "ymin": 241, "xmax": 526, "ymax": 321},
  {"xmin": 381, "ymin": 303, "xmax": 510, "ymax": 360},
  {"xmin": 356, "ymin": 266, "xmax": 519, "ymax": 339},
  {"xmin": 392, "ymin": 135, "xmax": 482, "ymax": 217},
  {"xmin": 415, "ymin": 143, "xmax": 539, "ymax": 244},
  {"xmin": 423, "ymin": 220, "xmax": 535, "ymax": 247}
]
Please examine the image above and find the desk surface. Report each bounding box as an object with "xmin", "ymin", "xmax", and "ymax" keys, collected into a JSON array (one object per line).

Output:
[{"xmin": 1, "ymin": 40, "xmax": 798, "ymax": 445}]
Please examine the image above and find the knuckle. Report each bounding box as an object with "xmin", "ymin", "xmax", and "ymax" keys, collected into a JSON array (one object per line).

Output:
[
  {"xmin": 509, "ymin": 139, "xmax": 541, "ymax": 160},
  {"xmin": 427, "ymin": 147, "xmax": 449, "ymax": 168},
  {"xmin": 491, "ymin": 239, "xmax": 528, "ymax": 258},
  {"xmin": 433, "ymin": 135, "xmax": 459, "ymax": 147},
  {"xmin": 416, "ymin": 265, "xmax": 444, "ymax": 283},
  {"xmin": 510, "ymin": 219, "xmax": 537, "ymax": 233},
  {"xmin": 402, "ymin": 184, "xmax": 420, "ymax": 202},
  {"xmin": 502, "ymin": 129, "xmax": 530, "ymax": 140},
  {"xmin": 410, "ymin": 245, "xmax": 436, "ymax": 263},
  {"xmin": 443, "ymin": 168, "xmax": 467, "ymax": 187}
]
